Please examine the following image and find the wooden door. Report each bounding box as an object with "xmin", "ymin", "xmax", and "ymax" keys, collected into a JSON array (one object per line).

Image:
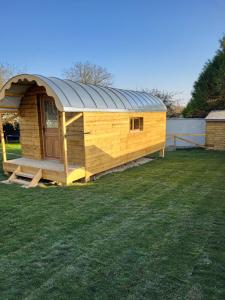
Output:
[{"xmin": 41, "ymin": 97, "xmax": 60, "ymax": 159}]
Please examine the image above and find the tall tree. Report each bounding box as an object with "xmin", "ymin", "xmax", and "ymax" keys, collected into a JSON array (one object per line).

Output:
[
  {"xmin": 63, "ymin": 61, "xmax": 113, "ymax": 86},
  {"xmin": 143, "ymin": 88, "xmax": 182, "ymax": 117},
  {"xmin": 183, "ymin": 36, "xmax": 225, "ymax": 117}
]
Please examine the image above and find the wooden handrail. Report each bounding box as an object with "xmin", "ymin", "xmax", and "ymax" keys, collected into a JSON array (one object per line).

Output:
[
  {"xmin": 61, "ymin": 112, "xmax": 69, "ymax": 175},
  {"xmin": 65, "ymin": 113, "xmax": 82, "ymax": 127}
]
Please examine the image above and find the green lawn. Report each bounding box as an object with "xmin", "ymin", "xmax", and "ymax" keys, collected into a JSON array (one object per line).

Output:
[{"xmin": 0, "ymin": 146, "xmax": 225, "ymax": 300}]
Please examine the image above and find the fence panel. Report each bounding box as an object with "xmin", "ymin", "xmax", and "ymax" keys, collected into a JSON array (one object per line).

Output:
[{"xmin": 166, "ymin": 118, "xmax": 206, "ymax": 148}]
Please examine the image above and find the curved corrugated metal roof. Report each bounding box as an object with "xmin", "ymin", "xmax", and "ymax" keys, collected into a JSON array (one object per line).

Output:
[{"xmin": 0, "ymin": 74, "xmax": 167, "ymax": 112}]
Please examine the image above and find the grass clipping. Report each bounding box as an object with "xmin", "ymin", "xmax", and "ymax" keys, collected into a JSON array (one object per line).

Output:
[{"xmin": 93, "ymin": 157, "xmax": 153, "ymax": 180}]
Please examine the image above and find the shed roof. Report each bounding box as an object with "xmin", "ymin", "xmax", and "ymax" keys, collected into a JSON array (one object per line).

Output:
[
  {"xmin": 205, "ymin": 110, "xmax": 225, "ymax": 121},
  {"xmin": 0, "ymin": 74, "xmax": 166, "ymax": 113}
]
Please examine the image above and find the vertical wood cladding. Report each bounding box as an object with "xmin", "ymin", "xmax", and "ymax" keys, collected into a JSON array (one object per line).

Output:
[
  {"xmin": 19, "ymin": 93, "xmax": 42, "ymax": 160},
  {"xmin": 65, "ymin": 113, "xmax": 85, "ymax": 166},
  {"xmin": 19, "ymin": 86, "xmax": 85, "ymax": 166}
]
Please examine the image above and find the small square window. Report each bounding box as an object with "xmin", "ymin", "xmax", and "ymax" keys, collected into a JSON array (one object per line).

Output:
[{"xmin": 130, "ymin": 117, "xmax": 143, "ymax": 131}]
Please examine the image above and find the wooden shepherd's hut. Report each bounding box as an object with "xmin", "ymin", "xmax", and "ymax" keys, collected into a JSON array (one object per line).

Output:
[{"xmin": 0, "ymin": 74, "xmax": 167, "ymax": 187}]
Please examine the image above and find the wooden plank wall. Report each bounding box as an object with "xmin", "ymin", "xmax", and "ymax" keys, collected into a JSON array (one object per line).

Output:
[
  {"xmin": 206, "ymin": 121, "xmax": 225, "ymax": 150},
  {"xmin": 19, "ymin": 86, "xmax": 85, "ymax": 167},
  {"xmin": 19, "ymin": 91, "xmax": 42, "ymax": 160},
  {"xmin": 19, "ymin": 86, "xmax": 166, "ymax": 179},
  {"xmin": 65, "ymin": 113, "xmax": 85, "ymax": 166},
  {"xmin": 83, "ymin": 111, "xmax": 166, "ymax": 178}
]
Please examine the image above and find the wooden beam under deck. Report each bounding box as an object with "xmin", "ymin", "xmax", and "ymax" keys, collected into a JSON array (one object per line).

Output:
[{"xmin": 3, "ymin": 158, "xmax": 85, "ymax": 185}]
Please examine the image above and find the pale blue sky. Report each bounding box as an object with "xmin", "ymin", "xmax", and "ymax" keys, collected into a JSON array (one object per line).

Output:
[{"xmin": 1, "ymin": 0, "xmax": 225, "ymax": 104}]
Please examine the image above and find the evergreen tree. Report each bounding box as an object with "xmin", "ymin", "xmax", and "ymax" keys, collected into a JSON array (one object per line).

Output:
[{"xmin": 183, "ymin": 36, "xmax": 225, "ymax": 117}]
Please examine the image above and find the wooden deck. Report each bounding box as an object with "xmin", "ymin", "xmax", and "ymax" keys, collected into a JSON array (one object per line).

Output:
[{"xmin": 3, "ymin": 158, "xmax": 85, "ymax": 184}]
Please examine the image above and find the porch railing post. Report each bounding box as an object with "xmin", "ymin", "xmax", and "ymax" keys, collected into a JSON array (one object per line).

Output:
[
  {"xmin": 0, "ymin": 113, "xmax": 7, "ymax": 162},
  {"xmin": 61, "ymin": 111, "xmax": 69, "ymax": 175}
]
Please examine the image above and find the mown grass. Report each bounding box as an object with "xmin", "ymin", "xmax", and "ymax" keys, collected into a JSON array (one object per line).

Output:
[{"xmin": 0, "ymin": 146, "xmax": 225, "ymax": 299}]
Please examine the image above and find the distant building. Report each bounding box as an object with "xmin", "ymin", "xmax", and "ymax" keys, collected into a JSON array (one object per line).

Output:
[{"xmin": 205, "ymin": 110, "xmax": 225, "ymax": 150}]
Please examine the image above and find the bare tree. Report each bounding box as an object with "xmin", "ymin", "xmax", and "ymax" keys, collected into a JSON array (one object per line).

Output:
[
  {"xmin": 63, "ymin": 61, "xmax": 113, "ymax": 86},
  {"xmin": 0, "ymin": 63, "xmax": 17, "ymax": 89},
  {"xmin": 0, "ymin": 63, "xmax": 21, "ymax": 125},
  {"xmin": 143, "ymin": 88, "xmax": 183, "ymax": 117}
]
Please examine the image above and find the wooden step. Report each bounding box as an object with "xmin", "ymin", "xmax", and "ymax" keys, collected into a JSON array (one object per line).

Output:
[
  {"xmin": 15, "ymin": 171, "xmax": 34, "ymax": 179},
  {"xmin": 5, "ymin": 167, "xmax": 43, "ymax": 188},
  {"xmin": 11, "ymin": 178, "xmax": 30, "ymax": 186}
]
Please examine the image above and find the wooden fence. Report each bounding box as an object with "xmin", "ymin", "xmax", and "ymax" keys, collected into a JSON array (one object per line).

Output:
[{"xmin": 167, "ymin": 133, "xmax": 206, "ymax": 150}]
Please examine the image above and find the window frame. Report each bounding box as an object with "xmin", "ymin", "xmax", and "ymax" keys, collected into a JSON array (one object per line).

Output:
[{"xmin": 129, "ymin": 117, "xmax": 143, "ymax": 132}]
